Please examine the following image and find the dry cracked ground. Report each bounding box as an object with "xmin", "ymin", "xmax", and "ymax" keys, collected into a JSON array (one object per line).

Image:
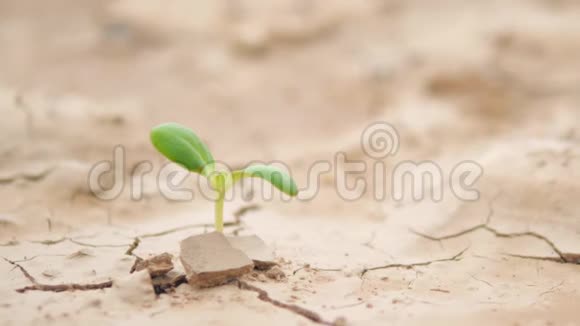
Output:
[{"xmin": 1, "ymin": 0, "xmax": 579, "ymax": 325}]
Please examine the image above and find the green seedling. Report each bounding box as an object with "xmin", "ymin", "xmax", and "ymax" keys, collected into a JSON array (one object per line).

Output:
[{"xmin": 150, "ymin": 122, "xmax": 298, "ymax": 232}]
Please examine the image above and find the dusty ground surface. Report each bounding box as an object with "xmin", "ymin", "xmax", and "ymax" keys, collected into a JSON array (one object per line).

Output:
[{"xmin": 1, "ymin": 0, "xmax": 579, "ymax": 325}]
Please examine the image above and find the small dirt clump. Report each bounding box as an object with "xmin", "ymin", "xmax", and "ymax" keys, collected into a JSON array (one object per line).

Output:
[{"xmin": 180, "ymin": 232, "xmax": 254, "ymax": 287}]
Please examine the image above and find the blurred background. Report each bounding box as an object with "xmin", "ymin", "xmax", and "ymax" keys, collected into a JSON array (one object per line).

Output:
[{"xmin": 1, "ymin": 0, "xmax": 579, "ymax": 232}]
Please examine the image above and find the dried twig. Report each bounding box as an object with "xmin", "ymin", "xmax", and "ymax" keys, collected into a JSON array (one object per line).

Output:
[
  {"xmin": 15, "ymin": 281, "xmax": 113, "ymax": 293},
  {"xmin": 361, "ymin": 247, "xmax": 468, "ymax": 277},
  {"xmin": 125, "ymin": 238, "xmax": 141, "ymax": 256}
]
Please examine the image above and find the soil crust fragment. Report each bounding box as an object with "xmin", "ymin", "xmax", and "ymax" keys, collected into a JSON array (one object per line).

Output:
[
  {"xmin": 180, "ymin": 232, "xmax": 254, "ymax": 287},
  {"xmin": 130, "ymin": 252, "xmax": 174, "ymax": 277},
  {"xmin": 228, "ymin": 235, "xmax": 277, "ymax": 270}
]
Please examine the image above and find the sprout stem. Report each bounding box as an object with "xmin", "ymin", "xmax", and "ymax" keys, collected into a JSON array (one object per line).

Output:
[
  {"xmin": 214, "ymin": 175, "xmax": 226, "ymax": 232},
  {"xmin": 215, "ymin": 191, "xmax": 224, "ymax": 232}
]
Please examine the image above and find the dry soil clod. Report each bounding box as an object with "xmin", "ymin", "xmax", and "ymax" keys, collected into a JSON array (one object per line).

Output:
[
  {"xmin": 130, "ymin": 252, "xmax": 174, "ymax": 277},
  {"xmin": 180, "ymin": 232, "xmax": 254, "ymax": 287},
  {"xmin": 227, "ymin": 235, "xmax": 277, "ymax": 270},
  {"xmin": 129, "ymin": 253, "xmax": 186, "ymax": 295},
  {"xmin": 151, "ymin": 272, "xmax": 188, "ymax": 295},
  {"xmin": 265, "ymin": 266, "xmax": 286, "ymax": 281}
]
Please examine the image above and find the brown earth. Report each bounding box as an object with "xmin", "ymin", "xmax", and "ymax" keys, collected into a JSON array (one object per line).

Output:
[{"xmin": 0, "ymin": 0, "xmax": 579, "ymax": 325}]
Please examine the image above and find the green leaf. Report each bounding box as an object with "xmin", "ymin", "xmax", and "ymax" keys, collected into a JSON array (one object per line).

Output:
[
  {"xmin": 150, "ymin": 123, "xmax": 214, "ymax": 174},
  {"xmin": 234, "ymin": 164, "xmax": 298, "ymax": 196}
]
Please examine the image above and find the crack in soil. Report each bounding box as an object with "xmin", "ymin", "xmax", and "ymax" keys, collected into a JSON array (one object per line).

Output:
[
  {"xmin": 30, "ymin": 237, "xmax": 67, "ymax": 245},
  {"xmin": 293, "ymin": 264, "xmax": 342, "ymax": 275},
  {"xmin": 539, "ymin": 281, "xmax": 564, "ymax": 297},
  {"xmin": 137, "ymin": 221, "xmax": 240, "ymax": 239},
  {"xmin": 230, "ymin": 204, "xmax": 260, "ymax": 236},
  {"xmin": 2, "ymin": 257, "xmax": 113, "ymax": 293},
  {"xmin": 361, "ymin": 247, "xmax": 468, "ymax": 277},
  {"xmin": 13, "ymin": 93, "xmax": 34, "ymax": 137},
  {"xmin": 234, "ymin": 279, "xmax": 338, "ymax": 325},
  {"xmin": 30, "ymin": 237, "xmax": 132, "ymax": 248},
  {"xmin": 233, "ymin": 204, "xmax": 260, "ymax": 220},
  {"xmin": 138, "ymin": 204, "xmax": 258, "ymax": 239},
  {"xmin": 10, "ymin": 254, "xmax": 68, "ymax": 263},
  {"xmin": 0, "ymin": 166, "xmax": 55, "ymax": 185},
  {"xmin": 329, "ymin": 301, "xmax": 365, "ymax": 310},
  {"xmin": 505, "ymin": 253, "xmax": 580, "ymax": 265},
  {"xmin": 409, "ymin": 202, "xmax": 579, "ymax": 265},
  {"xmin": 0, "ymin": 240, "xmax": 19, "ymax": 246},
  {"xmin": 360, "ymin": 231, "xmax": 391, "ymax": 255},
  {"xmin": 469, "ymin": 273, "xmax": 494, "ymax": 288},
  {"xmin": 67, "ymin": 238, "xmax": 131, "ymax": 248}
]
